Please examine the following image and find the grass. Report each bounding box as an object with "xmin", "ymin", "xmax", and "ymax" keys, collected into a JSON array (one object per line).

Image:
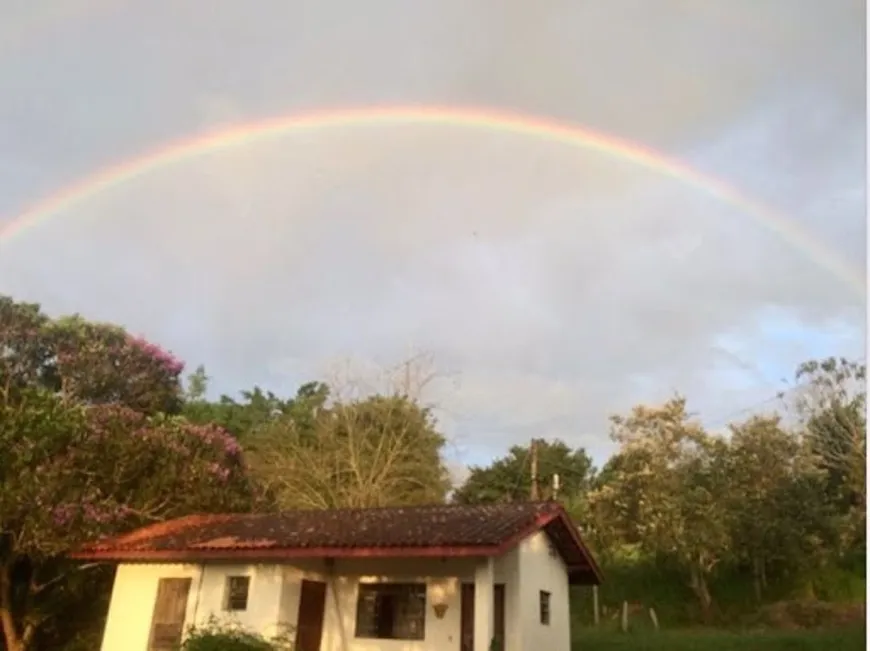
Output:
[{"xmin": 572, "ymin": 627, "xmax": 866, "ymax": 651}]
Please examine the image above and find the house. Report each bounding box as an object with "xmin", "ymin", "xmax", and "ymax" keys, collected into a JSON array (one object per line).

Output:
[{"xmin": 70, "ymin": 501, "xmax": 602, "ymax": 651}]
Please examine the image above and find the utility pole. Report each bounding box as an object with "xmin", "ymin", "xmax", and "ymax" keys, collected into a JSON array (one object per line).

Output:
[{"xmin": 529, "ymin": 439, "xmax": 539, "ymax": 500}]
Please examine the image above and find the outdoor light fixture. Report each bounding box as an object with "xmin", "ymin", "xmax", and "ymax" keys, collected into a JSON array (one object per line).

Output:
[{"xmin": 432, "ymin": 602, "xmax": 449, "ymax": 619}]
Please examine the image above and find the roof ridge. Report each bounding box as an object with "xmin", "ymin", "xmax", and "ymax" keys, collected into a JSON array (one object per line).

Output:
[{"xmin": 265, "ymin": 500, "xmax": 560, "ymax": 515}]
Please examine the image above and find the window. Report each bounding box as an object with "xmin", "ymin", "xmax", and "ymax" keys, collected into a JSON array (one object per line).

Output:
[
  {"xmin": 539, "ymin": 590, "xmax": 551, "ymax": 625},
  {"xmin": 355, "ymin": 583, "xmax": 426, "ymax": 640},
  {"xmin": 224, "ymin": 576, "xmax": 250, "ymax": 611}
]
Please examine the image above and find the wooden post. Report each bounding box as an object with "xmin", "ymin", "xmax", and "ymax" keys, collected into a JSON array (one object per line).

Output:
[
  {"xmin": 529, "ymin": 440, "xmax": 539, "ymax": 500},
  {"xmin": 592, "ymin": 586, "xmax": 600, "ymax": 627},
  {"xmin": 620, "ymin": 601, "xmax": 628, "ymax": 633},
  {"xmin": 649, "ymin": 607, "xmax": 659, "ymax": 631}
]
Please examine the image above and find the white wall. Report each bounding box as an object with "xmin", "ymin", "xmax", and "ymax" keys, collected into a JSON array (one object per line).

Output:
[
  {"xmin": 100, "ymin": 562, "xmax": 286, "ymax": 651},
  {"xmin": 496, "ymin": 544, "xmax": 522, "ymax": 651},
  {"xmin": 281, "ymin": 557, "xmax": 477, "ymax": 651},
  {"xmin": 100, "ymin": 537, "xmax": 570, "ymax": 651},
  {"xmin": 101, "ymin": 563, "xmax": 200, "ymax": 651},
  {"xmin": 516, "ymin": 531, "xmax": 571, "ymax": 651}
]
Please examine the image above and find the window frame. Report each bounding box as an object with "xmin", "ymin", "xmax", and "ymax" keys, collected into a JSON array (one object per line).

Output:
[
  {"xmin": 354, "ymin": 582, "xmax": 427, "ymax": 641},
  {"xmin": 224, "ymin": 575, "xmax": 251, "ymax": 612},
  {"xmin": 539, "ymin": 590, "xmax": 551, "ymax": 625}
]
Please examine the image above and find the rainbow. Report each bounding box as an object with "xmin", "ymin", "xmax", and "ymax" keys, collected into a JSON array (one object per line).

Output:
[{"xmin": 0, "ymin": 105, "xmax": 863, "ymax": 296}]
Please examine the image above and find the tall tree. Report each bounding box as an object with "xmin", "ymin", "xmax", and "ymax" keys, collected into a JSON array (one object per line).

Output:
[
  {"xmin": 0, "ymin": 296, "xmax": 185, "ymax": 415},
  {"xmin": 0, "ymin": 295, "xmax": 251, "ymax": 651},
  {"xmin": 246, "ymin": 393, "xmax": 451, "ymax": 509},
  {"xmin": 0, "ymin": 390, "xmax": 253, "ymax": 651},
  {"xmin": 589, "ymin": 398, "xmax": 731, "ymax": 619},
  {"xmin": 452, "ymin": 439, "xmax": 594, "ymax": 506},
  {"xmin": 723, "ymin": 414, "xmax": 824, "ymax": 600},
  {"xmin": 183, "ymin": 378, "xmax": 330, "ymax": 441},
  {"xmin": 786, "ymin": 357, "xmax": 866, "ymax": 552}
]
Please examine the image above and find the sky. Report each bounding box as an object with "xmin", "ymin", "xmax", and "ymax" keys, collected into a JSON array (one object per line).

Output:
[{"xmin": 0, "ymin": 0, "xmax": 865, "ymax": 478}]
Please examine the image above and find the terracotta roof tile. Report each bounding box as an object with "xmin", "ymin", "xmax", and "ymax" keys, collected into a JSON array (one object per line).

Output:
[{"xmin": 72, "ymin": 502, "xmax": 602, "ymax": 584}]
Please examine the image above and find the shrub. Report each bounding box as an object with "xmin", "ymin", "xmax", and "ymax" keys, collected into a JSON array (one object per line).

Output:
[{"xmin": 180, "ymin": 618, "xmax": 295, "ymax": 651}]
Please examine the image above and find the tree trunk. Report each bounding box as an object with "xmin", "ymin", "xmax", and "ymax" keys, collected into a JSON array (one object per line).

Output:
[
  {"xmin": 752, "ymin": 556, "xmax": 763, "ymax": 602},
  {"xmin": 0, "ymin": 608, "xmax": 23, "ymax": 651},
  {"xmin": 688, "ymin": 564, "xmax": 713, "ymax": 622},
  {"xmin": 0, "ymin": 564, "xmax": 24, "ymax": 651}
]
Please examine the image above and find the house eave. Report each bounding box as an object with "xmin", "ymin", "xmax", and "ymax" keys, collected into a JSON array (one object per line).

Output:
[{"xmin": 67, "ymin": 543, "xmax": 506, "ymax": 563}]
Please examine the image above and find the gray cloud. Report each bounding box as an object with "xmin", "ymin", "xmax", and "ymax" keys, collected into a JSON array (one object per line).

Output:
[{"xmin": 0, "ymin": 0, "xmax": 864, "ymax": 467}]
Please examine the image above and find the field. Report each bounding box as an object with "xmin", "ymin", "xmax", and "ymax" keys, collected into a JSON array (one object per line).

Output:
[{"xmin": 573, "ymin": 627, "xmax": 866, "ymax": 651}]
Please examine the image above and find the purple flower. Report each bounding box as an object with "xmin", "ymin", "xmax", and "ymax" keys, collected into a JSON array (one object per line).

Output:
[
  {"xmin": 51, "ymin": 504, "xmax": 77, "ymax": 527},
  {"xmin": 187, "ymin": 424, "xmax": 242, "ymax": 459},
  {"xmin": 206, "ymin": 462, "xmax": 231, "ymax": 483},
  {"xmin": 126, "ymin": 334, "xmax": 186, "ymax": 376}
]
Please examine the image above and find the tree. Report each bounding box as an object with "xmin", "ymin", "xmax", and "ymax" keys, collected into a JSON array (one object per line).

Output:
[
  {"xmin": 0, "ymin": 296, "xmax": 185, "ymax": 415},
  {"xmin": 185, "ymin": 364, "xmax": 209, "ymax": 402},
  {"xmin": 0, "ymin": 295, "xmax": 250, "ymax": 651},
  {"xmin": 723, "ymin": 414, "xmax": 825, "ymax": 600},
  {"xmin": 452, "ymin": 439, "xmax": 594, "ymax": 506},
  {"xmin": 0, "ymin": 389, "xmax": 254, "ymax": 651},
  {"xmin": 588, "ymin": 397, "xmax": 731, "ymax": 619},
  {"xmin": 791, "ymin": 357, "xmax": 866, "ymax": 550},
  {"xmin": 48, "ymin": 316, "xmax": 185, "ymax": 414},
  {"xmin": 246, "ymin": 393, "xmax": 451, "ymax": 510},
  {"xmin": 183, "ymin": 378, "xmax": 330, "ymax": 441},
  {"xmin": 0, "ymin": 296, "xmax": 55, "ymax": 394}
]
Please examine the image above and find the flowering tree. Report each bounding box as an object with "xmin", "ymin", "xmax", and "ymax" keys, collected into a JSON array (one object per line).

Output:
[
  {"xmin": 0, "ymin": 296, "xmax": 185, "ymax": 415},
  {"xmin": 0, "ymin": 389, "xmax": 253, "ymax": 651},
  {"xmin": 0, "ymin": 293, "xmax": 249, "ymax": 651}
]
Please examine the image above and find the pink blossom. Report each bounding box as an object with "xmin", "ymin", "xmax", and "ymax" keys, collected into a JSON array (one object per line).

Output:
[{"xmin": 126, "ymin": 334, "xmax": 185, "ymax": 377}]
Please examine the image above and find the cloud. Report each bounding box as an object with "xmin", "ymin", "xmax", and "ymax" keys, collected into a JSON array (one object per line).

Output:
[{"xmin": 0, "ymin": 0, "xmax": 864, "ymax": 468}]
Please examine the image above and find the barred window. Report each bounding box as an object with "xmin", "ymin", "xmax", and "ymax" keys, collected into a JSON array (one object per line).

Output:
[
  {"xmin": 539, "ymin": 590, "xmax": 551, "ymax": 625},
  {"xmin": 355, "ymin": 583, "xmax": 426, "ymax": 640},
  {"xmin": 224, "ymin": 576, "xmax": 250, "ymax": 611}
]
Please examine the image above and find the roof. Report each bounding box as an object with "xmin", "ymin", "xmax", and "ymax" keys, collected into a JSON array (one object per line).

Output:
[{"xmin": 70, "ymin": 501, "xmax": 602, "ymax": 584}]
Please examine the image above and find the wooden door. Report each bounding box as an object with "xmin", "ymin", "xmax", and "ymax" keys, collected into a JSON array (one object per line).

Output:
[
  {"xmin": 460, "ymin": 583, "xmax": 475, "ymax": 651},
  {"xmin": 493, "ymin": 584, "xmax": 505, "ymax": 649},
  {"xmin": 460, "ymin": 583, "xmax": 506, "ymax": 651},
  {"xmin": 296, "ymin": 579, "xmax": 327, "ymax": 651},
  {"xmin": 147, "ymin": 578, "xmax": 192, "ymax": 651}
]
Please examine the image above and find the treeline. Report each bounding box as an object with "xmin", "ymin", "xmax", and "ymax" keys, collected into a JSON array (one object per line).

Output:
[
  {"xmin": 0, "ymin": 295, "xmax": 864, "ymax": 649},
  {"xmin": 455, "ymin": 365, "xmax": 866, "ymax": 625}
]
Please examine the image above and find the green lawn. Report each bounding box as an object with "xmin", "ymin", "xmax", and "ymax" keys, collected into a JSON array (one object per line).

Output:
[{"xmin": 573, "ymin": 627, "xmax": 866, "ymax": 651}]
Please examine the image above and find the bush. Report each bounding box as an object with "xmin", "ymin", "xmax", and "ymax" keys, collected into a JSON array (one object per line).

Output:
[
  {"xmin": 180, "ymin": 618, "xmax": 295, "ymax": 651},
  {"xmin": 754, "ymin": 600, "xmax": 865, "ymax": 630}
]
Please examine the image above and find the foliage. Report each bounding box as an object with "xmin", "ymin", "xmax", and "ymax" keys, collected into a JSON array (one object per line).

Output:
[
  {"xmin": 179, "ymin": 618, "xmax": 295, "ymax": 651},
  {"xmin": 0, "ymin": 296, "xmax": 251, "ymax": 651},
  {"xmin": 571, "ymin": 627, "xmax": 866, "ymax": 651},
  {"xmin": 791, "ymin": 357, "xmax": 866, "ymax": 551},
  {"xmin": 723, "ymin": 414, "xmax": 833, "ymax": 599},
  {"xmin": 1, "ymin": 392, "xmax": 251, "ymax": 556},
  {"xmin": 0, "ymin": 388, "xmax": 254, "ymax": 651},
  {"xmin": 452, "ymin": 438, "xmax": 594, "ymax": 505},
  {"xmin": 0, "ymin": 296, "xmax": 185, "ymax": 415},
  {"xmin": 587, "ymin": 398, "xmax": 732, "ymax": 618},
  {"xmin": 0, "ymin": 293, "xmax": 866, "ymax": 648},
  {"xmin": 183, "ymin": 369, "xmax": 329, "ymax": 442},
  {"xmin": 463, "ymin": 358, "xmax": 866, "ymax": 626},
  {"xmin": 246, "ymin": 393, "xmax": 451, "ymax": 509}
]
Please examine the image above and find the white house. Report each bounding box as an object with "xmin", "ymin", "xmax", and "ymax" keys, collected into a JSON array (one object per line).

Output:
[{"xmin": 71, "ymin": 501, "xmax": 602, "ymax": 651}]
